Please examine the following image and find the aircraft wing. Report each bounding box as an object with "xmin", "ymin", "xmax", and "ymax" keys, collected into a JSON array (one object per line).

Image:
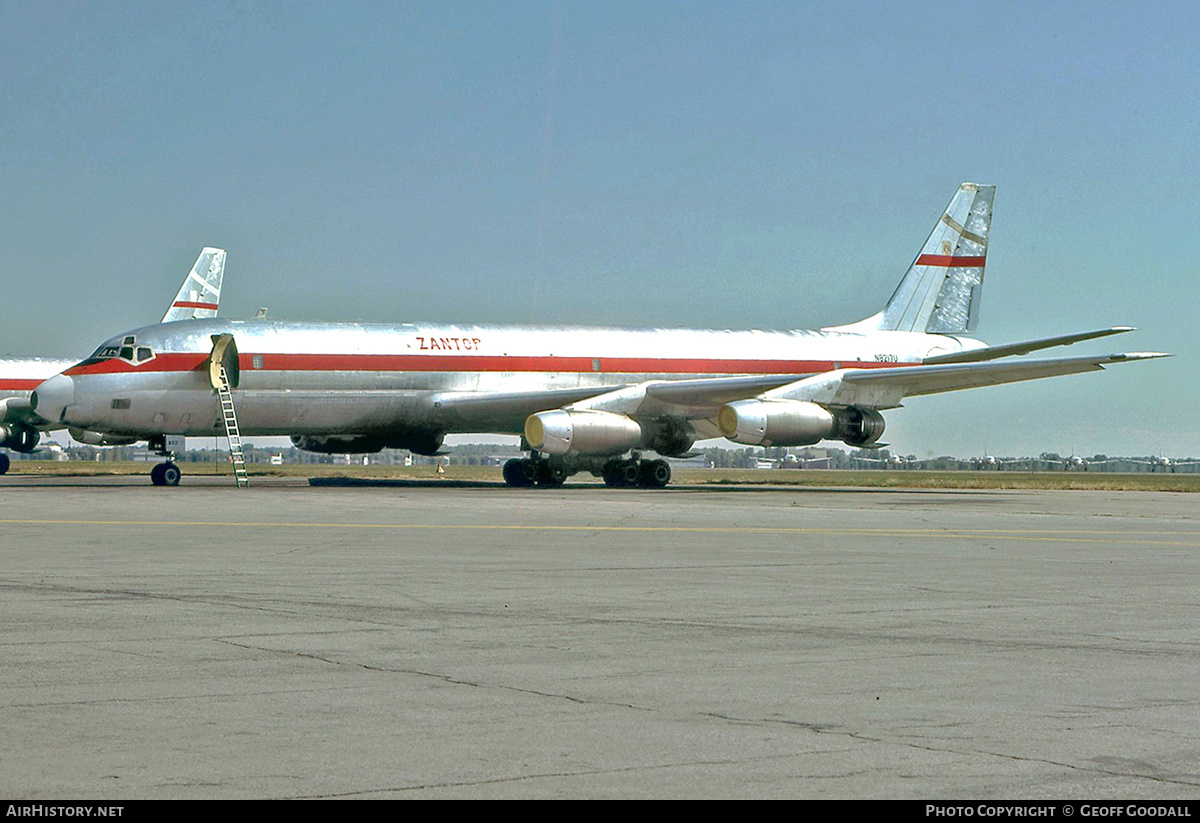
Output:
[
  {"xmin": 642, "ymin": 374, "xmax": 809, "ymax": 405},
  {"xmin": 922, "ymin": 327, "xmax": 1135, "ymax": 364},
  {"xmin": 436, "ymin": 375, "xmax": 809, "ymax": 419},
  {"xmin": 345, "ymin": 350, "xmax": 1172, "ymax": 450},
  {"xmin": 532, "ymin": 352, "xmax": 1171, "ymax": 421},
  {"xmin": 432, "ymin": 384, "xmax": 630, "ymax": 431},
  {"xmin": 162, "ymin": 248, "xmax": 226, "ymax": 322}
]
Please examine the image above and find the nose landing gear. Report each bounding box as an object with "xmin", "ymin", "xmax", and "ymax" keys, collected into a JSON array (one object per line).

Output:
[
  {"xmin": 150, "ymin": 461, "xmax": 181, "ymax": 486},
  {"xmin": 147, "ymin": 434, "xmax": 183, "ymax": 486}
]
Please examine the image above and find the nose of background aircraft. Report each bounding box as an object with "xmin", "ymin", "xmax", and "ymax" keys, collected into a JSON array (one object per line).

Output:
[{"xmin": 31, "ymin": 374, "xmax": 75, "ymax": 425}]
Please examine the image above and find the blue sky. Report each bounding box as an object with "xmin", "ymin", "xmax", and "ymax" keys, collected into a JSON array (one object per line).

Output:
[{"xmin": 2, "ymin": 1, "xmax": 1196, "ymax": 456}]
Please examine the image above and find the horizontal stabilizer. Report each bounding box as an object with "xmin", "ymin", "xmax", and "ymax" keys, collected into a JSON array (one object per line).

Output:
[
  {"xmin": 763, "ymin": 352, "xmax": 1171, "ymax": 409},
  {"xmin": 923, "ymin": 327, "xmax": 1136, "ymax": 365}
]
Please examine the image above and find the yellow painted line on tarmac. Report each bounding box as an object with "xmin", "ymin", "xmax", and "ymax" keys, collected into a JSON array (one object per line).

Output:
[{"xmin": 1, "ymin": 518, "xmax": 1199, "ymax": 546}]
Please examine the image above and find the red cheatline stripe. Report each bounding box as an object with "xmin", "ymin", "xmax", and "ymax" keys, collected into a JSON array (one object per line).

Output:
[
  {"xmin": 916, "ymin": 254, "xmax": 986, "ymax": 267},
  {"xmin": 0, "ymin": 380, "xmax": 41, "ymax": 390},
  {"xmin": 64, "ymin": 352, "xmax": 921, "ymax": 377},
  {"xmin": 171, "ymin": 301, "xmax": 219, "ymax": 310}
]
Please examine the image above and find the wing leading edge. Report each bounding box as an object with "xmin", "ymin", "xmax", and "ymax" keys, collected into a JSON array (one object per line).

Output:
[
  {"xmin": 517, "ymin": 351, "xmax": 1170, "ymax": 421},
  {"xmin": 518, "ymin": 350, "xmax": 1169, "ymax": 458}
]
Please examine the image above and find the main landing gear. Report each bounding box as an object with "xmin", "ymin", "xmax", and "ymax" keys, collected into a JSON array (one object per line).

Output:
[
  {"xmin": 602, "ymin": 457, "xmax": 671, "ymax": 488},
  {"xmin": 502, "ymin": 453, "xmax": 672, "ymax": 489},
  {"xmin": 502, "ymin": 456, "xmax": 566, "ymax": 487}
]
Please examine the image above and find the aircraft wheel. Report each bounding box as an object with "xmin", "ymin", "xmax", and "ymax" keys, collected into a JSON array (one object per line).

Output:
[
  {"xmin": 151, "ymin": 462, "xmax": 181, "ymax": 486},
  {"xmin": 640, "ymin": 459, "xmax": 671, "ymax": 489},
  {"xmin": 601, "ymin": 460, "xmax": 623, "ymax": 487},
  {"xmin": 536, "ymin": 460, "xmax": 567, "ymax": 487},
  {"xmin": 503, "ymin": 458, "xmax": 532, "ymax": 487},
  {"xmin": 620, "ymin": 460, "xmax": 639, "ymax": 487},
  {"xmin": 161, "ymin": 463, "xmax": 182, "ymax": 486},
  {"xmin": 0, "ymin": 453, "xmax": 9, "ymax": 475},
  {"xmin": 520, "ymin": 458, "xmax": 539, "ymax": 486}
]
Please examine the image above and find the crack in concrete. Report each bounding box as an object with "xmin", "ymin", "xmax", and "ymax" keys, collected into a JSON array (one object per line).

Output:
[
  {"xmin": 213, "ymin": 637, "xmax": 653, "ymax": 713},
  {"xmin": 286, "ymin": 751, "xmax": 822, "ymax": 798},
  {"xmin": 214, "ymin": 638, "xmax": 1200, "ymax": 792},
  {"xmin": 762, "ymin": 716, "xmax": 1200, "ymax": 789}
]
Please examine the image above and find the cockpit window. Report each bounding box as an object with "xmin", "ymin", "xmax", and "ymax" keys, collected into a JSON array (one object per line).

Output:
[{"xmin": 82, "ymin": 338, "xmax": 155, "ymax": 366}]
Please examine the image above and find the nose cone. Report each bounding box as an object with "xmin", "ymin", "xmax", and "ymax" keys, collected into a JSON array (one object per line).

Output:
[{"xmin": 31, "ymin": 374, "xmax": 75, "ymax": 425}]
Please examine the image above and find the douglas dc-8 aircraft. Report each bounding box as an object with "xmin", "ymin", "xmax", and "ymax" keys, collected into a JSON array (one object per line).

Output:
[
  {"xmin": 0, "ymin": 247, "xmax": 225, "ymax": 474},
  {"xmin": 30, "ymin": 184, "xmax": 1167, "ymax": 487}
]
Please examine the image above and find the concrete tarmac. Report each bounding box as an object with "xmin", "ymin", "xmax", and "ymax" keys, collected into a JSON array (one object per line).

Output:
[{"xmin": 1, "ymin": 476, "xmax": 1198, "ymax": 799}]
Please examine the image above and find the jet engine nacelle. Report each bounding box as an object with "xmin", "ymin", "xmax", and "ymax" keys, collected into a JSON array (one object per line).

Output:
[
  {"xmin": 68, "ymin": 428, "xmax": 138, "ymax": 447},
  {"xmin": 524, "ymin": 410, "xmax": 644, "ymax": 456},
  {"xmin": 718, "ymin": 400, "xmax": 885, "ymax": 448},
  {"xmin": 291, "ymin": 431, "xmax": 445, "ymax": 456},
  {"xmin": 832, "ymin": 406, "xmax": 886, "ymax": 447},
  {"xmin": 0, "ymin": 423, "xmax": 40, "ymax": 453},
  {"xmin": 718, "ymin": 399, "xmax": 834, "ymax": 447},
  {"xmin": 640, "ymin": 417, "xmax": 695, "ymax": 458}
]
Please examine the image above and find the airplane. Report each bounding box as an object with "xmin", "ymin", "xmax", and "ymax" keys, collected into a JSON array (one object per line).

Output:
[
  {"xmin": 1052, "ymin": 453, "xmax": 1107, "ymax": 471},
  {"xmin": 850, "ymin": 450, "xmax": 910, "ymax": 469},
  {"xmin": 779, "ymin": 451, "xmax": 836, "ymax": 469},
  {"xmin": 1129, "ymin": 455, "xmax": 1200, "ymax": 473},
  {"xmin": 972, "ymin": 453, "xmax": 1023, "ymax": 470},
  {"xmin": 751, "ymin": 451, "xmax": 832, "ymax": 469},
  {"xmin": 28, "ymin": 183, "xmax": 1169, "ymax": 488},
  {"xmin": 0, "ymin": 247, "xmax": 225, "ymax": 475}
]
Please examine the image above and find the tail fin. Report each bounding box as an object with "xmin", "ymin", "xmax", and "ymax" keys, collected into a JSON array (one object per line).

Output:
[
  {"xmin": 161, "ymin": 247, "xmax": 226, "ymax": 323},
  {"xmin": 830, "ymin": 183, "xmax": 994, "ymax": 334}
]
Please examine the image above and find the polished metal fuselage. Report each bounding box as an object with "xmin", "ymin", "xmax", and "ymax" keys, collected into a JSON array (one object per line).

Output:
[
  {"xmin": 47, "ymin": 318, "xmax": 978, "ymax": 440},
  {"xmin": 1, "ymin": 358, "xmax": 77, "ymax": 423},
  {"xmin": 1, "ymin": 358, "xmax": 77, "ymax": 398}
]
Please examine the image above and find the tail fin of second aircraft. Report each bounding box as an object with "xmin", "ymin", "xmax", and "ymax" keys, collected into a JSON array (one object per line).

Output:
[
  {"xmin": 828, "ymin": 183, "xmax": 994, "ymax": 335},
  {"xmin": 162, "ymin": 247, "xmax": 226, "ymax": 323}
]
